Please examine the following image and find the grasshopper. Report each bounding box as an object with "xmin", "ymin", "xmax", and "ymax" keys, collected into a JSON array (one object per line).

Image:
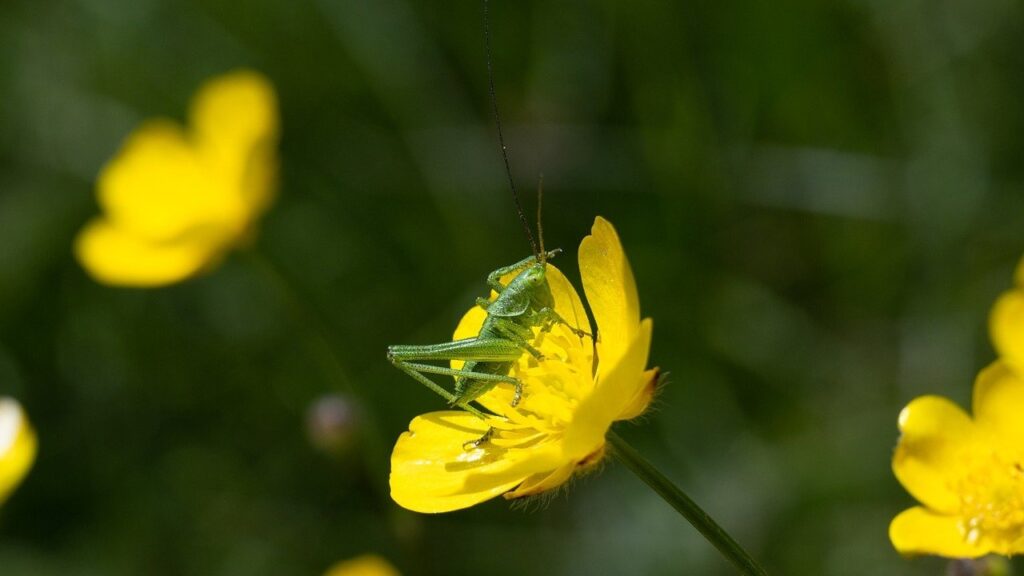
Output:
[
  {"xmin": 387, "ymin": 0, "xmax": 588, "ymax": 420},
  {"xmin": 386, "ymin": 171, "xmax": 590, "ymax": 415},
  {"xmin": 387, "ymin": 240, "xmax": 588, "ymax": 417}
]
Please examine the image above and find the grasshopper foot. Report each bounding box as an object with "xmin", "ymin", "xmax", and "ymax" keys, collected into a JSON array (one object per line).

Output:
[
  {"xmin": 570, "ymin": 326, "xmax": 593, "ymax": 339},
  {"xmin": 462, "ymin": 427, "xmax": 495, "ymax": 451},
  {"xmin": 511, "ymin": 380, "xmax": 523, "ymax": 407},
  {"xmin": 524, "ymin": 342, "xmax": 545, "ymax": 362}
]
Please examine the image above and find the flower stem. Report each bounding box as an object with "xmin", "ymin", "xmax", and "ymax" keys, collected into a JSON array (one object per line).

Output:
[{"xmin": 607, "ymin": 430, "xmax": 769, "ymax": 576}]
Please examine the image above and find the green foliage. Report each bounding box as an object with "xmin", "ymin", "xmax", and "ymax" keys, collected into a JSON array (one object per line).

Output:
[{"xmin": 1, "ymin": 0, "xmax": 1023, "ymax": 574}]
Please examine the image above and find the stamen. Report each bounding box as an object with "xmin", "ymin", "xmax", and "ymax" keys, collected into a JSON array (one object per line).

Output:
[{"xmin": 957, "ymin": 452, "xmax": 1024, "ymax": 551}]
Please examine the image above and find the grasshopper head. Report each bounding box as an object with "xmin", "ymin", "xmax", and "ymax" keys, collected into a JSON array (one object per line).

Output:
[
  {"xmin": 522, "ymin": 262, "xmax": 546, "ymax": 285},
  {"xmin": 523, "ymin": 262, "xmax": 555, "ymax": 309}
]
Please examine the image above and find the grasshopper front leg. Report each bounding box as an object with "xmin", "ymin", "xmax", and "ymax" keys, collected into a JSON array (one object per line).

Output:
[{"xmin": 533, "ymin": 307, "xmax": 593, "ymax": 339}]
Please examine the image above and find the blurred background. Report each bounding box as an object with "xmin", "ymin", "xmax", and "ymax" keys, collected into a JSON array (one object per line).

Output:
[{"xmin": 1, "ymin": 0, "xmax": 1023, "ymax": 574}]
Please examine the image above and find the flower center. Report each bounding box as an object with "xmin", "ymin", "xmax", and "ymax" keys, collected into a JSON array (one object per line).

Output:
[
  {"xmin": 958, "ymin": 449, "xmax": 1024, "ymax": 552},
  {"xmin": 506, "ymin": 326, "xmax": 595, "ymax": 431}
]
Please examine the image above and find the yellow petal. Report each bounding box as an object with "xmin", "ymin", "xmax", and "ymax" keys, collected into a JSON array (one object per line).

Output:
[
  {"xmin": 74, "ymin": 218, "xmax": 224, "ymax": 287},
  {"xmin": 579, "ymin": 217, "xmax": 640, "ymax": 370},
  {"xmin": 563, "ymin": 319, "xmax": 653, "ymax": 460},
  {"xmin": 990, "ymin": 289, "xmax": 1024, "ymax": 371},
  {"xmin": 191, "ymin": 70, "xmax": 278, "ymax": 156},
  {"xmin": 390, "ymin": 412, "xmax": 562, "ymax": 513},
  {"xmin": 191, "ymin": 70, "xmax": 279, "ymax": 213},
  {"xmin": 97, "ymin": 120, "xmax": 247, "ymax": 241},
  {"xmin": 192, "ymin": 70, "xmax": 278, "ymax": 214},
  {"xmin": 452, "ymin": 303, "xmax": 489, "ymax": 343},
  {"xmin": 892, "ymin": 396, "xmax": 976, "ymax": 514},
  {"xmin": 889, "ymin": 507, "xmax": 987, "ymax": 558},
  {"xmin": 450, "ymin": 305, "xmax": 489, "ymax": 371},
  {"xmin": 546, "ymin": 262, "xmax": 593, "ymax": 341},
  {"xmin": 616, "ymin": 367, "xmax": 660, "ymax": 421},
  {"xmin": 503, "ymin": 462, "xmax": 575, "ymax": 500},
  {"xmin": 972, "ymin": 361, "xmax": 1024, "ymax": 446},
  {"xmin": 0, "ymin": 398, "xmax": 36, "ymax": 505},
  {"xmin": 324, "ymin": 555, "xmax": 401, "ymax": 576}
]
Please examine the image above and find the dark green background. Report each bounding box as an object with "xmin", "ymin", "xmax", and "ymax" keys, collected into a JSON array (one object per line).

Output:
[{"xmin": 1, "ymin": 0, "xmax": 1023, "ymax": 574}]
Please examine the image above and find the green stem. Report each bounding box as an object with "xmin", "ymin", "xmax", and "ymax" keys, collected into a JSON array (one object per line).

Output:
[{"xmin": 607, "ymin": 431, "xmax": 769, "ymax": 576}]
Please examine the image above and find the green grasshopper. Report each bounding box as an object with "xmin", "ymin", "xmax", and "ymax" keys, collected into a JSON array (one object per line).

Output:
[
  {"xmin": 387, "ymin": 240, "xmax": 587, "ymax": 417},
  {"xmin": 387, "ymin": 0, "xmax": 588, "ymax": 419}
]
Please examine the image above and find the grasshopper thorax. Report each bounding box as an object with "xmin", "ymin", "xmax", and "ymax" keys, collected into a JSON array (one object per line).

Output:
[{"xmin": 485, "ymin": 257, "xmax": 556, "ymax": 320}]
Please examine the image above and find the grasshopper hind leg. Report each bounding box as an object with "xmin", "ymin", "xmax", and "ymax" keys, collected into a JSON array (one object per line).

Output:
[
  {"xmin": 388, "ymin": 337, "xmax": 526, "ymax": 413},
  {"xmin": 388, "ymin": 356, "xmax": 487, "ymax": 418},
  {"xmin": 456, "ymin": 362, "xmax": 523, "ymax": 408}
]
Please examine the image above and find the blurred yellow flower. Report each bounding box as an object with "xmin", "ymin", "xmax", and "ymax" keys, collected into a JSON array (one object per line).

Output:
[
  {"xmin": 0, "ymin": 397, "xmax": 37, "ymax": 505},
  {"xmin": 390, "ymin": 217, "xmax": 658, "ymax": 513},
  {"xmin": 991, "ymin": 257, "xmax": 1024, "ymax": 373},
  {"xmin": 324, "ymin": 554, "xmax": 400, "ymax": 576},
  {"xmin": 75, "ymin": 70, "xmax": 279, "ymax": 287},
  {"xmin": 891, "ymin": 361, "xmax": 1024, "ymax": 557}
]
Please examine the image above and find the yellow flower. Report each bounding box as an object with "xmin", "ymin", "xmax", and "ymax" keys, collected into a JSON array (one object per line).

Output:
[
  {"xmin": 891, "ymin": 361, "xmax": 1024, "ymax": 557},
  {"xmin": 323, "ymin": 555, "xmax": 400, "ymax": 576},
  {"xmin": 390, "ymin": 217, "xmax": 657, "ymax": 513},
  {"xmin": 991, "ymin": 257, "xmax": 1024, "ymax": 373},
  {"xmin": 75, "ymin": 70, "xmax": 278, "ymax": 287},
  {"xmin": 0, "ymin": 397, "xmax": 37, "ymax": 505}
]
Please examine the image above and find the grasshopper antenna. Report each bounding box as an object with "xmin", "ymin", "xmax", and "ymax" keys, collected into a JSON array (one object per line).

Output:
[
  {"xmin": 483, "ymin": 0, "xmax": 540, "ymax": 259},
  {"xmin": 537, "ymin": 174, "xmax": 546, "ymax": 264}
]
